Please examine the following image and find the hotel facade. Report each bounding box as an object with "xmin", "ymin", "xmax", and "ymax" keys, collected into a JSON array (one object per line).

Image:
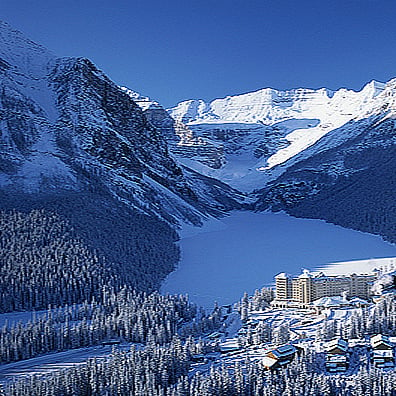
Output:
[{"xmin": 272, "ymin": 269, "xmax": 378, "ymax": 308}]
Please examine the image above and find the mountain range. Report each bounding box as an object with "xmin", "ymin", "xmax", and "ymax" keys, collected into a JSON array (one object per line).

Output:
[
  {"xmin": 1, "ymin": 18, "xmax": 396, "ymax": 281},
  {"xmin": 139, "ymin": 73, "xmax": 396, "ymax": 244}
]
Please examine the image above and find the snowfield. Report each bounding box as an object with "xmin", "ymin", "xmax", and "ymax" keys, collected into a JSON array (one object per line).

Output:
[
  {"xmin": 0, "ymin": 344, "xmax": 133, "ymax": 385},
  {"xmin": 161, "ymin": 211, "xmax": 396, "ymax": 309}
]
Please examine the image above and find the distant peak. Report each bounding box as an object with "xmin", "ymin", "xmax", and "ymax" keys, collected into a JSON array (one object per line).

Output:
[{"xmin": 362, "ymin": 79, "xmax": 386, "ymax": 96}]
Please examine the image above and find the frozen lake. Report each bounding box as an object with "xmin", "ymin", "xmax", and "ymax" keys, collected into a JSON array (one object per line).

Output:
[{"xmin": 161, "ymin": 211, "xmax": 396, "ymax": 309}]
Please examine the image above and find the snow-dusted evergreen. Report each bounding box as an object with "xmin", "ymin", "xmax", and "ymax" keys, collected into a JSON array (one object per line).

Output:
[{"xmin": 5, "ymin": 345, "xmax": 396, "ymax": 395}]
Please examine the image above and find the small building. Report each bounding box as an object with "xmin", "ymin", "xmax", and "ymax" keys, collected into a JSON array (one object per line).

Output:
[
  {"xmin": 326, "ymin": 354, "xmax": 349, "ymax": 373},
  {"xmin": 312, "ymin": 295, "xmax": 370, "ymax": 314},
  {"xmin": 370, "ymin": 334, "xmax": 393, "ymax": 350},
  {"xmin": 262, "ymin": 344, "xmax": 298, "ymax": 370},
  {"xmin": 261, "ymin": 356, "xmax": 278, "ymax": 370},
  {"xmin": 371, "ymin": 350, "xmax": 395, "ymax": 368},
  {"xmin": 370, "ymin": 334, "xmax": 394, "ymax": 368},
  {"xmin": 219, "ymin": 338, "xmax": 242, "ymax": 354},
  {"xmin": 326, "ymin": 338, "xmax": 349, "ymax": 355},
  {"xmin": 326, "ymin": 338, "xmax": 348, "ymax": 355},
  {"xmin": 348, "ymin": 297, "xmax": 370, "ymax": 308},
  {"xmin": 325, "ymin": 338, "xmax": 349, "ymax": 373},
  {"xmin": 312, "ymin": 296, "xmax": 350, "ymax": 313}
]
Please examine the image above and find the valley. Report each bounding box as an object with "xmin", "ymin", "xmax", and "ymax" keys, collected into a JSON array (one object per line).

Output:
[{"xmin": 1, "ymin": 18, "xmax": 396, "ymax": 395}]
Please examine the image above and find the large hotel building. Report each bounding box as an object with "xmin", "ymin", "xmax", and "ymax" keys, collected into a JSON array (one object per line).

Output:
[{"xmin": 272, "ymin": 270, "xmax": 378, "ymax": 308}]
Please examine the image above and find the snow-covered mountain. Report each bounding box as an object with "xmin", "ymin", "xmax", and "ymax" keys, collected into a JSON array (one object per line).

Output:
[
  {"xmin": 167, "ymin": 79, "xmax": 396, "ymax": 244},
  {"xmin": 0, "ymin": 20, "xmax": 246, "ymax": 226},
  {"xmin": 2, "ymin": 19, "xmax": 396, "ymax": 246},
  {"xmin": 168, "ymin": 81, "xmax": 390, "ymax": 191}
]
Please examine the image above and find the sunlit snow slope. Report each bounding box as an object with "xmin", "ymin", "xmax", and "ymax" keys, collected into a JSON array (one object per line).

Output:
[{"xmin": 168, "ymin": 81, "xmax": 391, "ymax": 191}]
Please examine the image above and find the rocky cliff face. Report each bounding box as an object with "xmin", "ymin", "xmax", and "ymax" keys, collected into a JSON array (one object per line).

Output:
[
  {"xmin": 121, "ymin": 87, "xmax": 225, "ymax": 169},
  {"xmin": 0, "ymin": 21, "xmax": 246, "ymax": 226}
]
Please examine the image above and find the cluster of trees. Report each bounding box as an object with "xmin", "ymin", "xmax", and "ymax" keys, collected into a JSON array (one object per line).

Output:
[
  {"xmin": 238, "ymin": 287, "xmax": 274, "ymax": 322},
  {"xmin": 5, "ymin": 346, "xmax": 396, "ymax": 395},
  {"xmin": 315, "ymin": 294, "xmax": 396, "ymax": 341},
  {"xmin": 0, "ymin": 195, "xmax": 181, "ymax": 312},
  {"xmin": 289, "ymin": 145, "xmax": 396, "ymax": 245},
  {"xmin": 0, "ymin": 209, "xmax": 118, "ymax": 312},
  {"xmin": 0, "ymin": 192, "xmax": 181, "ymax": 301},
  {"xmin": 0, "ymin": 287, "xmax": 228, "ymax": 364},
  {"xmin": 250, "ymin": 288, "xmax": 275, "ymax": 311}
]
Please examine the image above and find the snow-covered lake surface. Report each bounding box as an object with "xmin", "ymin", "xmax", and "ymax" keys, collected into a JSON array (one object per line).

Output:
[{"xmin": 161, "ymin": 211, "xmax": 396, "ymax": 309}]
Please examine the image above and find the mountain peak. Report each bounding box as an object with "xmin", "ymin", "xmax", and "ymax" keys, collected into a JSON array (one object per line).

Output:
[
  {"xmin": 361, "ymin": 79, "xmax": 386, "ymax": 97},
  {"xmin": 0, "ymin": 20, "xmax": 54, "ymax": 79}
]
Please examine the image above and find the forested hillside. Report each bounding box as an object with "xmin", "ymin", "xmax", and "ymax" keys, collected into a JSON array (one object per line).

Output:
[
  {"xmin": 5, "ymin": 343, "xmax": 396, "ymax": 395},
  {"xmin": 0, "ymin": 192, "xmax": 180, "ymax": 312},
  {"xmin": 287, "ymin": 146, "xmax": 396, "ymax": 244}
]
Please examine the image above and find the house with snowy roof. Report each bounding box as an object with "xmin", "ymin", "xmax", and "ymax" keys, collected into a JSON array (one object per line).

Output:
[
  {"xmin": 312, "ymin": 295, "xmax": 350, "ymax": 313},
  {"xmin": 326, "ymin": 338, "xmax": 348, "ymax": 355},
  {"xmin": 370, "ymin": 334, "xmax": 393, "ymax": 350},
  {"xmin": 325, "ymin": 338, "xmax": 349, "ymax": 373},
  {"xmin": 262, "ymin": 344, "xmax": 299, "ymax": 370},
  {"xmin": 311, "ymin": 295, "xmax": 370, "ymax": 313},
  {"xmin": 369, "ymin": 334, "xmax": 395, "ymax": 368},
  {"xmin": 326, "ymin": 354, "xmax": 349, "ymax": 373}
]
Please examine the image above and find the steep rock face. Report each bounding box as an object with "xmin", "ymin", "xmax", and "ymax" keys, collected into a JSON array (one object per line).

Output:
[
  {"xmin": 48, "ymin": 57, "xmax": 205, "ymax": 222},
  {"xmin": 0, "ymin": 21, "xmax": 242, "ymax": 225},
  {"xmin": 122, "ymin": 87, "xmax": 225, "ymax": 169}
]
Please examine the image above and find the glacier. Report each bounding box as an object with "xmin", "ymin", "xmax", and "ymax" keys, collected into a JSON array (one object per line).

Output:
[{"xmin": 166, "ymin": 80, "xmax": 394, "ymax": 191}]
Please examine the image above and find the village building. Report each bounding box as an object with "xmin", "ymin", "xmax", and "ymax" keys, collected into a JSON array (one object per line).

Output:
[
  {"xmin": 272, "ymin": 269, "xmax": 377, "ymax": 309},
  {"xmin": 371, "ymin": 334, "xmax": 393, "ymax": 350},
  {"xmin": 371, "ymin": 350, "xmax": 394, "ymax": 368},
  {"xmin": 325, "ymin": 338, "xmax": 349, "ymax": 373},
  {"xmin": 326, "ymin": 338, "xmax": 348, "ymax": 354},
  {"xmin": 311, "ymin": 295, "xmax": 370, "ymax": 313},
  {"xmin": 370, "ymin": 334, "xmax": 395, "ymax": 368},
  {"xmin": 261, "ymin": 344, "xmax": 299, "ymax": 370}
]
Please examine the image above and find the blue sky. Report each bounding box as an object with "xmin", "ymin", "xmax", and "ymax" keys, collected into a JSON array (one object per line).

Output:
[{"xmin": 2, "ymin": 0, "xmax": 396, "ymax": 107}]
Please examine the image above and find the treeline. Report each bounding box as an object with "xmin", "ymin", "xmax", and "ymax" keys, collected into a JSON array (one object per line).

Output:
[
  {"xmin": 0, "ymin": 287, "xmax": 227, "ymax": 364},
  {"xmin": 5, "ymin": 346, "xmax": 396, "ymax": 395}
]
